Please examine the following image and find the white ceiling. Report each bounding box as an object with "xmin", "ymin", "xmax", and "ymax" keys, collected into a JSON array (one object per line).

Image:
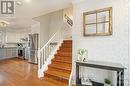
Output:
[{"xmin": 0, "ymin": 0, "xmax": 73, "ymax": 31}]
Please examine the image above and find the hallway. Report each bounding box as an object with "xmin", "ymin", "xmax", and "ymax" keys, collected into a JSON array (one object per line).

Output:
[{"xmin": 0, "ymin": 58, "xmax": 67, "ymax": 86}]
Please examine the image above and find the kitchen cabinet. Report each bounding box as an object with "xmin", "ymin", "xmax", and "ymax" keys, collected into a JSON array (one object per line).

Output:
[
  {"xmin": 6, "ymin": 48, "xmax": 12, "ymax": 58},
  {"xmin": 0, "ymin": 48, "xmax": 18, "ymax": 60},
  {"xmin": 12, "ymin": 48, "xmax": 18, "ymax": 57},
  {"xmin": 0, "ymin": 49, "xmax": 6, "ymax": 59},
  {"xmin": 6, "ymin": 31, "xmax": 29, "ymax": 43}
]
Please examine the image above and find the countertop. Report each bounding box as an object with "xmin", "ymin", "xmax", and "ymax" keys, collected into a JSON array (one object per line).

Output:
[{"xmin": 0, "ymin": 47, "xmax": 18, "ymax": 49}]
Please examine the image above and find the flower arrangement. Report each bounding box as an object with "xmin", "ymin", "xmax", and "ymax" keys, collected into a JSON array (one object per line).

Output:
[{"xmin": 78, "ymin": 48, "xmax": 88, "ymax": 62}]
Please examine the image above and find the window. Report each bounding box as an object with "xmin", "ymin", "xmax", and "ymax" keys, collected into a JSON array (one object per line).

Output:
[{"xmin": 83, "ymin": 7, "xmax": 112, "ymax": 36}]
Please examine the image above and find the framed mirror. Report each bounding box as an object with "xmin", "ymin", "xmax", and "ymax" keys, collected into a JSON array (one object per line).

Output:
[{"xmin": 83, "ymin": 7, "xmax": 112, "ymax": 36}]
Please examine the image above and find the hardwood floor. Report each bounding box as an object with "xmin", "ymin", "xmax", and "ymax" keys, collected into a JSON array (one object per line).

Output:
[{"xmin": 0, "ymin": 58, "xmax": 68, "ymax": 86}]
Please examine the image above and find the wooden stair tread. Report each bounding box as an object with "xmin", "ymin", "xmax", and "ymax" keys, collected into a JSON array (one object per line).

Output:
[
  {"xmin": 59, "ymin": 47, "xmax": 72, "ymax": 49},
  {"xmin": 48, "ymin": 66, "xmax": 71, "ymax": 71},
  {"xmin": 56, "ymin": 52, "xmax": 72, "ymax": 54},
  {"xmin": 61, "ymin": 46, "xmax": 72, "ymax": 48},
  {"xmin": 53, "ymin": 55, "xmax": 72, "ymax": 63},
  {"xmin": 43, "ymin": 77, "xmax": 68, "ymax": 86},
  {"xmin": 52, "ymin": 61, "xmax": 72, "ymax": 66},
  {"xmin": 61, "ymin": 44, "xmax": 72, "ymax": 48},
  {"xmin": 58, "ymin": 48, "xmax": 72, "ymax": 52},
  {"xmin": 45, "ymin": 68, "xmax": 70, "ymax": 82},
  {"xmin": 62, "ymin": 43, "xmax": 72, "ymax": 45},
  {"xmin": 55, "ymin": 56, "xmax": 72, "ymax": 59},
  {"xmin": 49, "ymin": 62, "xmax": 71, "ymax": 71},
  {"xmin": 56, "ymin": 52, "xmax": 72, "ymax": 57},
  {"xmin": 63, "ymin": 42, "xmax": 72, "ymax": 44},
  {"xmin": 63, "ymin": 40, "xmax": 72, "ymax": 42},
  {"xmin": 60, "ymin": 47, "xmax": 72, "ymax": 49},
  {"xmin": 52, "ymin": 59, "xmax": 72, "ymax": 64},
  {"xmin": 48, "ymin": 67, "xmax": 71, "ymax": 73},
  {"xmin": 55, "ymin": 54, "xmax": 72, "ymax": 58}
]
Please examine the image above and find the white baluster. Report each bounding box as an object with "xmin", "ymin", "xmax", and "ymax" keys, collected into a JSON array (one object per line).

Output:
[
  {"xmin": 38, "ymin": 50, "xmax": 41, "ymax": 69},
  {"xmin": 44, "ymin": 48, "xmax": 46, "ymax": 62},
  {"xmin": 42, "ymin": 49, "xmax": 44, "ymax": 65}
]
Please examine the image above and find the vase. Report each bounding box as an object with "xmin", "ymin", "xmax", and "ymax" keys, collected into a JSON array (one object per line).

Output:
[
  {"xmin": 78, "ymin": 54, "xmax": 87, "ymax": 62},
  {"xmin": 78, "ymin": 55, "xmax": 84, "ymax": 62}
]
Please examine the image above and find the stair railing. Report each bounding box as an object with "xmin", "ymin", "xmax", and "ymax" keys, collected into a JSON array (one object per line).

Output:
[{"xmin": 38, "ymin": 28, "xmax": 63, "ymax": 78}]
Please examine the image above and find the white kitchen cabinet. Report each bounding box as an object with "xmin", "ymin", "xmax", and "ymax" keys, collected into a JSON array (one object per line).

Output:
[
  {"xmin": 12, "ymin": 48, "xmax": 18, "ymax": 57},
  {"xmin": 0, "ymin": 48, "xmax": 18, "ymax": 60},
  {"xmin": 6, "ymin": 31, "xmax": 29, "ymax": 43},
  {"xmin": 0, "ymin": 49, "xmax": 6, "ymax": 60},
  {"xmin": 6, "ymin": 48, "xmax": 12, "ymax": 58}
]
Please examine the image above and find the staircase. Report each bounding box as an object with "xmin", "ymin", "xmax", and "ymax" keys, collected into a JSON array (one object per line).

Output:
[{"xmin": 44, "ymin": 40, "xmax": 72, "ymax": 85}]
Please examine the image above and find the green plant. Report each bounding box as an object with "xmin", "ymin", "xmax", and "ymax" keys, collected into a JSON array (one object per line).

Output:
[
  {"xmin": 78, "ymin": 49, "xmax": 87, "ymax": 56},
  {"xmin": 104, "ymin": 78, "xmax": 111, "ymax": 84}
]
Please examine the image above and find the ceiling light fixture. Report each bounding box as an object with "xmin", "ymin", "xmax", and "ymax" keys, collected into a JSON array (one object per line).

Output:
[
  {"xmin": 0, "ymin": 22, "xmax": 7, "ymax": 27},
  {"xmin": 0, "ymin": 20, "xmax": 9, "ymax": 27}
]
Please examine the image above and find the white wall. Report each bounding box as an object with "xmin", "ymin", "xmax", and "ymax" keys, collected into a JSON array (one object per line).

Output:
[
  {"xmin": 49, "ymin": 10, "xmax": 63, "ymax": 38},
  {"xmin": 30, "ymin": 23, "xmax": 40, "ymax": 34},
  {"xmin": 128, "ymin": 0, "xmax": 130, "ymax": 84},
  {"xmin": 63, "ymin": 7, "xmax": 73, "ymax": 39},
  {"xmin": 72, "ymin": 0, "xmax": 129, "ymax": 85},
  {"xmin": 33, "ymin": 10, "xmax": 64, "ymax": 48},
  {"xmin": 33, "ymin": 14, "xmax": 50, "ymax": 48}
]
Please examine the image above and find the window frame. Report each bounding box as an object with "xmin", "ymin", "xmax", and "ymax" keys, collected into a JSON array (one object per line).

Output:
[{"xmin": 83, "ymin": 7, "xmax": 112, "ymax": 36}]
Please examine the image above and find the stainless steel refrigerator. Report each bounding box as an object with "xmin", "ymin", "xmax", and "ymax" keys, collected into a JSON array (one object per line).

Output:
[{"xmin": 28, "ymin": 33, "xmax": 39, "ymax": 64}]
